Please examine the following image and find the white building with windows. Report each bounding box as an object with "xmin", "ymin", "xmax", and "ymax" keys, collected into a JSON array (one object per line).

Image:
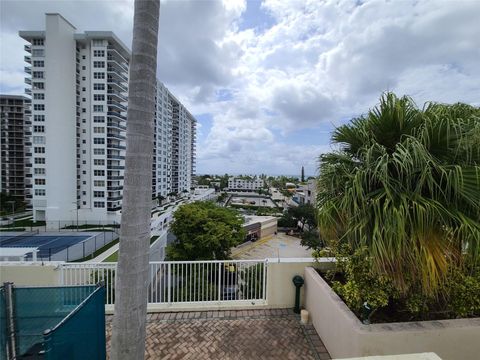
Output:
[
  {"xmin": 21, "ymin": 14, "xmax": 196, "ymax": 223},
  {"xmin": 153, "ymin": 81, "xmax": 196, "ymax": 199},
  {"xmin": 228, "ymin": 177, "xmax": 264, "ymax": 191}
]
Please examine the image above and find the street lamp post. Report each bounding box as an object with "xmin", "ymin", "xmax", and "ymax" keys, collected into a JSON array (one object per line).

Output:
[
  {"xmin": 72, "ymin": 201, "xmax": 79, "ymax": 232},
  {"xmin": 7, "ymin": 201, "xmax": 15, "ymax": 228}
]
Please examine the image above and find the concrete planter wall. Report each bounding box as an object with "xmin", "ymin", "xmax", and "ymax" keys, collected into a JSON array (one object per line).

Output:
[{"xmin": 304, "ymin": 267, "xmax": 480, "ymax": 360}]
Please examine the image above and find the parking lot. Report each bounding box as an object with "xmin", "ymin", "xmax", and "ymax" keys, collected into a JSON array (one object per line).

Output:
[{"xmin": 232, "ymin": 233, "xmax": 313, "ymax": 259}]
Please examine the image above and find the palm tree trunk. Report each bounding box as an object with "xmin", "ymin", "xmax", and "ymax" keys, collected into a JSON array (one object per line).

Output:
[{"xmin": 110, "ymin": 1, "xmax": 160, "ymax": 359}]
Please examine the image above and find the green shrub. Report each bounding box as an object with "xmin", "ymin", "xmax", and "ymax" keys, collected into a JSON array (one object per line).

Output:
[{"xmin": 329, "ymin": 247, "xmax": 397, "ymax": 320}]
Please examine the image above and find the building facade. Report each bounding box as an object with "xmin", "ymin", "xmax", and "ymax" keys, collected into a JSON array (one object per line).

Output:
[
  {"xmin": 228, "ymin": 176, "xmax": 264, "ymax": 191},
  {"xmin": 21, "ymin": 14, "xmax": 196, "ymax": 223},
  {"xmin": 152, "ymin": 81, "xmax": 196, "ymax": 200},
  {"xmin": 0, "ymin": 95, "xmax": 31, "ymax": 203},
  {"xmin": 296, "ymin": 179, "xmax": 317, "ymax": 206}
]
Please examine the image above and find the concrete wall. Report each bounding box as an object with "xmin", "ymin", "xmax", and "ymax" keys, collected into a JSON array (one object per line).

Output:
[
  {"xmin": 266, "ymin": 258, "xmax": 333, "ymax": 308},
  {"xmin": 304, "ymin": 267, "xmax": 480, "ymax": 360},
  {"xmin": 44, "ymin": 14, "xmax": 77, "ymax": 221},
  {"xmin": 0, "ymin": 263, "xmax": 61, "ymax": 286}
]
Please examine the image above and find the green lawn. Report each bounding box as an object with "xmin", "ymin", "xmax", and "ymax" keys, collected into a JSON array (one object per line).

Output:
[
  {"xmin": 103, "ymin": 235, "xmax": 160, "ymax": 262},
  {"xmin": 72, "ymin": 238, "xmax": 120, "ymax": 262},
  {"xmin": 5, "ymin": 219, "xmax": 45, "ymax": 227}
]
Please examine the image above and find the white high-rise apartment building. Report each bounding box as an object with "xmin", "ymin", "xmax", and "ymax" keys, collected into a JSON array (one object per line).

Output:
[
  {"xmin": 21, "ymin": 14, "xmax": 196, "ymax": 223},
  {"xmin": 153, "ymin": 81, "xmax": 196, "ymax": 198}
]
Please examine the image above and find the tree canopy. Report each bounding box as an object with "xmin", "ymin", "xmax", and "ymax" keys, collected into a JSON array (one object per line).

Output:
[
  {"xmin": 317, "ymin": 93, "xmax": 480, "ymax": 296},
  {"xmin": 167, "ymin": 201, "xmax": 245, "ymax": 260}
]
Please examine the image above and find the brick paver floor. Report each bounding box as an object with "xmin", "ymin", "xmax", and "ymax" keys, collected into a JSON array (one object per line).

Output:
[{"xmin": 106, "ymin": 308, "xmax": 331, "ymax": 359}]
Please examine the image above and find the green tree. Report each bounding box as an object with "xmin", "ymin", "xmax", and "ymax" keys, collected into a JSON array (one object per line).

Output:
[
  {"xmin": 167, "ymin": 202, "xmax": 245, "ymax": 260},
  {"xmin": 290, "ymin": 204, "xmax": 316, "ymax": 231},
  {"xmin": 220, "ymin": 173, "xmax": 229, "ymax": 189},
  {"xmin": 317, "ymin": 93, "xmax": 480, "ymax": 296},
  {"xmin": 110, "ymin": 0, "xmax": 160, "ymax": 358}
]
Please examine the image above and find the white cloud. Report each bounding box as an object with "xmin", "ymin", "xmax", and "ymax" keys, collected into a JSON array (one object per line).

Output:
[{"xmin": 1, "ymin": 0, "xmax": 479, "ymax": 175}]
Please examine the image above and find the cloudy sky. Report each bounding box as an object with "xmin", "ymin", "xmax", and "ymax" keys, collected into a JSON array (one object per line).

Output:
[{"xmin": 1, "ymin": 0, "xmax": 479, "ymax": 176}]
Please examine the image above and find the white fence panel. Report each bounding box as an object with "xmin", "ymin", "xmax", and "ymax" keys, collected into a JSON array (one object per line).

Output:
[{"xmin": 60, "ymin": 260, "xmax": 267, "ymax": 306}]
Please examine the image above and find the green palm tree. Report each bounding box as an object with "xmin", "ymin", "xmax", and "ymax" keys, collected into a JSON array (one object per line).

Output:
[{"xmin": 317, "ymin": 93, "xmax": 480, "ymax": 295}]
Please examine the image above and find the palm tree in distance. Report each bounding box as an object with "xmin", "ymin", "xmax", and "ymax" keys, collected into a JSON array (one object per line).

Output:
[
  {"xmin": 317, "ymin": 93, "xmax": 480, "ymax": 295},
  {"xmin": 110, "ymin": 0, "xmax": 160, "ymax": 359}
]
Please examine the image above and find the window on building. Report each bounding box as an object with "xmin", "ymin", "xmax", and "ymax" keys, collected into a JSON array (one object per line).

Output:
[
  {"xmin": 32, "ymin": 49, "xmax": 44, "ymax": 57},
  {"xmin": 33, "ymin": 93, "xmax": 45, "ymax": 100},
  {"xmin": 33, "ymin": 104, "xmax": 45, "ymax": 111},
  {"xmin": 93, "ymin": 191, "xmax": 105, "ymax": 197},
  {"xmin": 93, "ymin": 72, "xmax": 105, "ymax": 79},
  {"xmin": 34, "ymin": 157, "xmax": 45, "ymax": 164},
  {"xmin": 94, "ymin": 180, "xmax": 105, "ymax": 187},
  {"xmin": 82, "ymin": 66, "xmax": 86, "ymax": 70},
  {"xmin": 32, "ymin": 39, "xmax": 44, "ymax": 46},
  {"xmin": 33, "ymin": 114, "xmax": 45, "ymax": 121},
  {"xmin": 93, "ymin": 137, "xmax": 105, "ymax": 144},
  {"xmin": 34, "ymin": 189, "xmax": 46, "ymax": 196},
  {"xmin": 93, "ymin": 148, "xmax": 105, "ymax": 155},
  {"xmin": 94, "ymin": 201, "xmax": 105, "ymax": 208},
  {"xmin": 93, "ymin": 94, "xmax": 105, "ymax": 101},
  {"xmin": 32, "ymin": 71, "xmax": 44, "ymax": 79},
  {"xmin": 94, "ymin": 170, "xmax": 105, "ymax": 176},
  {"xmin": 93, "ymin": 105, "xmax": 104, "ymax": 112},
  {"xmin": 34, "ymin": 147, "xmax": 45, "ymax": 154},
  {"xmin": 33, "ymin": 136, "xmax": 45, "ymax": 144},
  {"xmin": 93, "ymin": 61, "xmax": 105, "ymax": 68},
  {"xmin": 93, "ymin": 50, "xmax": 105, "ymax": 57},
  {"xmin": 33, "ymin": 125, "xmax": 45, "ymax": 133},
  {"xmin": 35, "ymin": 178, "xmax": 46, "ymax": 185},
  {"xmin": 93, "ymin": 127, "xmax": 105, "ymax": 133},
  {"xmin": 82, "ymin": 76, "xmax": 86, "ymax": 81},
  {"xmin": 93, "ymin": 159, "xmax": 105, "ymax": 165},
  {"xmin": 93, "ymin": 116, "xmax": 105, "ymax": 123},
  {"xmin": 34, "ymin": 168, "xmax": 46, "ymax": 175},
  {"xmin": 33, "ymin": 82, "xmax": 44, "ymax": 90},
  {"xmin": 33, "ymin": 60, "xmax": 44, "ymax": 67},
  {"xmin": 93, "ymin": 83, "xmax": 105, "ymax": 90}
]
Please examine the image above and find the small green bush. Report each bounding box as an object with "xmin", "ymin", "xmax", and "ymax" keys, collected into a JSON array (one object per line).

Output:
[{"xmin": 329, "ymin": 247, "xmax": 397, "ymax": 320}]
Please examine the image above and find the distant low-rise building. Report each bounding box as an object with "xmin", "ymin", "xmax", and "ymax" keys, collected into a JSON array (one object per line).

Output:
[
  {"xmin": 228, "ymin": 176, "xmax": 264, "ymax": 191},
  {"xmin": 295, "ymin": 179, "xmax": 317, "ymax": 206},
  {"xmin": 242, "ymin": 215, "xmax": 277, "ymax": 242}
]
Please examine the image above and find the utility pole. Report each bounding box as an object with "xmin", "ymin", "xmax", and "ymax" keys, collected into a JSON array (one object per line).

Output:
[
  {"xmin": 72, "ymin": 200, "xmax": 79, "ymax": 232},
  {"xmin": 7, "ymin": 200, "xmax": 15, "ymax": 228}
]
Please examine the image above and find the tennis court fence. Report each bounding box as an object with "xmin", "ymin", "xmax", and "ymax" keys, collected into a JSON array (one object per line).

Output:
[
  {"xmin": 2, "ymin": 220, "xmax": 120, "ymax": 234},
  {"xmin": 0, "ymin": 231, "xmax": 118, "ymax": 262}
]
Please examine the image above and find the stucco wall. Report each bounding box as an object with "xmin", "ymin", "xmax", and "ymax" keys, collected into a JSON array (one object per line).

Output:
[
  {"xmin": 0, "ymin": 263, "xmax": 61, "ymax": 286},
  {"xmin": 304, "ymin": 267, "xmax": 480, "ymax": 360},
  {"xmin": 266, "ymin": 258, "xmax": 333, "ymax": 308}
]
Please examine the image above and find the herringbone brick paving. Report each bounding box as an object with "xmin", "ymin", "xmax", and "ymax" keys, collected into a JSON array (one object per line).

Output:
[{"xmin": 106, "ymin": 308, "xmax": 331, "ymax": 359}]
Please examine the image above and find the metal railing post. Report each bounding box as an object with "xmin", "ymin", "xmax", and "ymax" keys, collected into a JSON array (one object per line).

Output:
[
  {"xmin": 4, "ymin": 282, "xmax": 17, "ymax": 360},
  {"xmin": 217, "ymin": 262, "xmax": 222, "ymax": 301},
  {"xmin": 167, "ymin": 263, "xmax": 171, "ymax": 305},
  {"xmin": 262, "ymin": 259, "xmax": 267, "ymax": 302}
]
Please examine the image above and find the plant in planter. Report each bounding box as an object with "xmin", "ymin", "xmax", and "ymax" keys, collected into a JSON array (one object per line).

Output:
[{"xmin": 316, "ymin": 93, "xmax": 480, "ymax": 322}]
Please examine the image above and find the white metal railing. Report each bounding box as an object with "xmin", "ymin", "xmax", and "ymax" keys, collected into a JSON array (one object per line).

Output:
[{"xmin": 59, "ymin": 260, "xmax": 267, "ymax": 305}]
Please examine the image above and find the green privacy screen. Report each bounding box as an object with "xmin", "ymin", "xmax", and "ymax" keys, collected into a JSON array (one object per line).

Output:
[
  {"xmin": 43, "ymin": 286, "xmax": 106, "ymax": 360},
  {"xmin": 0, "ymin": 285, "xmax": 105, "ymax": 359},
  {"xmin": 0, "ymin": 287, "xmax": 6, "ymax": 360}
]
